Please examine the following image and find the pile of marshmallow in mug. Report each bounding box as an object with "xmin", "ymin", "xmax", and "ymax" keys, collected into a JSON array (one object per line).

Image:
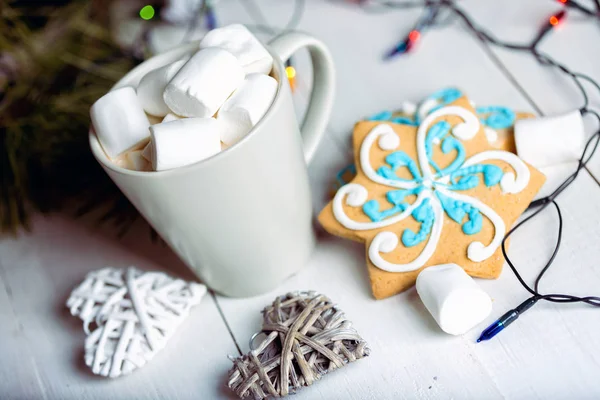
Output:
[{"xmin": 91, "ymin": 24, "xmax": 277, "ymax": 171}]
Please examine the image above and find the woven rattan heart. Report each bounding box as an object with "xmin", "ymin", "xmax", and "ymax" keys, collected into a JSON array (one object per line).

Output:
[{"xmin": 227, "ymin": 291, "xmax": 370, "ymax": 399}]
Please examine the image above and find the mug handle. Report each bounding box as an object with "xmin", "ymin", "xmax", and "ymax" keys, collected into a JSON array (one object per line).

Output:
[{"xmin": 269, "ymin": 32, "xmax": 336, "ymax": 164}]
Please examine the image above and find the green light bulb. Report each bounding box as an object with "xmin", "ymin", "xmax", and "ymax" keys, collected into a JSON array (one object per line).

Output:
[{"xmin": 140, "ymin": 5, "xmax": 155, "ymax": 21}]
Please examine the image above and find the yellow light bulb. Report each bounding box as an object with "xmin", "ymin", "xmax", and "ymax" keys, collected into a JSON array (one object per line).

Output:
[{"xmin": 285, "ymin": 66, "xmax": 296, "ymax": 79}]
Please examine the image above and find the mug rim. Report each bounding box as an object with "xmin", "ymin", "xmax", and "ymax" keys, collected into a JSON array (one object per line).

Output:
[{"xmin": 89, "ymin": 40, "xmax": 287, "ymax": 177}]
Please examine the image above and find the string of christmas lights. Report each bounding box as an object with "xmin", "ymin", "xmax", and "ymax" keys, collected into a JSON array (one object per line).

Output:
[{"xmin": 348, "ymin": 0, "xmax": 600, "ymax": 337}]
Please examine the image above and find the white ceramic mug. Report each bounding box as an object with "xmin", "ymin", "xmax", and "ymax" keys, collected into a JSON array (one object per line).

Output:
[{"xmin": 89, "ymin": 32, "xmax": 335, "ymax": 297}]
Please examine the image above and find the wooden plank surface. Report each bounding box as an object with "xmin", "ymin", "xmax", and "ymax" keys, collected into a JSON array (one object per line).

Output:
[
  {"xmin": 2, "ymin": 0, "xmax": 600, "ymax": 398},
  {"xmin": 0, "ymin": 216, "xmax": 237, "ymax": 399}
]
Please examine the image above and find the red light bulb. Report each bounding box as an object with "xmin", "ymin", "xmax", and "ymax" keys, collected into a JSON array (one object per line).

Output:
[
  {"xmin": 408, "ymin": 30, "xmax": 420, "ymax": 42},
  {"xmin": 549, "ymin": 10, "xmax": 566, "ymax": 27}
]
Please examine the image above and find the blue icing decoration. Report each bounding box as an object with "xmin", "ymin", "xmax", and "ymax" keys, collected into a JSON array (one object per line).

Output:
[
  {"xmin": 391, "ymin": 116, "xmax": 417, "ymax": 125},
  {"xmin": 377, "ymin": 151, "xmax": 421, "ymax": 182},
  {"xmin": 363, "ymin": 187, "xmax": 423, "ymax": 222},
  {"xmin": 438, "ymin": 136, "xmax": 466, "ymax": 176},
  {"xmin": 450, "ymin": 164, "xmax": 503, "ymax": 189},
  {"xmin": 387, "ymin": 187, "xmax": 423, "ymax": 205},
  {"xmin": 423, "ymin": 121, "xmax": 466, "ymax": 177},
  {"xmin": 401, "ymin": 198, "xmax": 435, "ymax": 247},
  {"xmin": 435, "ymin": 192, "xmax": 482, "ymax": 235},
  {"xmin": 366, "ymin": 111, "xmax": 417, "ymax": 125},
  {"xmin": 435, "ymin": 191, "xmax": 465, "ymax": 223},
  {"xmin": 429, "ymin": 87, "xmax": 463, "ymax": 105},
  {"xmin": 476, "ymin": 106, "xmax": 516, "ymax": 129},
  {"xmin": 448, "ymin": 175, "xmax": 480, "ymax": 191},
  {"xmin": 416, "ymin": 88, "xmax": 463, "ymax": 123},
  {"xmin": 367, "ymin": 110, "xmax": 393, "ymax": 121},
  {"xmin": 463, "ymin": 208, "xmax": 482, "ymax": 235},
  {"xmin": 387, "ymin": 152, "xmax": 422, "ymax": 179},
  {"xmin": 363, "ymin": 200, "xmax": 406, "ymax": 222}
]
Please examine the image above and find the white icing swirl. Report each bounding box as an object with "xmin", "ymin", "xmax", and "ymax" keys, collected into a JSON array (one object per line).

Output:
[
  {"xmin": 360, "ymin": 124, "xmax": 419, "ymax": 190},
  {"xmin": 416, "ymin": 106, "xmax": 481, "ymax": 180},
  {"xmin": 368, "ymin": 191, "xmax": 444, "ymax": 272}
]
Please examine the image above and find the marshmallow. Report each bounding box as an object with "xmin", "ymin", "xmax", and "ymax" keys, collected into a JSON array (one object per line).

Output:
[
  {"xmin": 199, "ymin": 24, "xmax": 273, "ymax": 74},
  {"xmin": 163, "ymin": 47, "xmax": 244, "ymax": 118},
  {"xmin": 162, "ymin": 113, "xmax": 182, "ymax": 123},
  {"xmin": 126, "ymin": 150, "xmax": 150, "ymax": 171},
  {"xmin": 515, "ymin": 110, "xmax": 585, "ymax": 169},
  {"xmin": 147, "ymin": 114, "xmax": 163, "ymax": 125},
  {"xmin": 416, "ymin": 264, "xmax": 492, "ymax": 335},
  {"xmin": 137, "ymin": 60, "xmax": 187, "ymax": 117},
  {"xmin": 150, "ymin": 118, "xmax": 221, "ymax": 171},
  {"xmin": 90, "ymin": 87, "xmax": 150, "ymax": 158},
  {"xmin": 217, "ymin": 73, "xmax": 278, "ymax": 146},
  {"xmin": 142, "ymin": 142, "xmax": 153, "ymax": 161}
]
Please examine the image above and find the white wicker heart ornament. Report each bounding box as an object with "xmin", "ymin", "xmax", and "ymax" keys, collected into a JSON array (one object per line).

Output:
[{"xmin": 67, "ymin": 267, "xmax": 206, "ymax": 378}]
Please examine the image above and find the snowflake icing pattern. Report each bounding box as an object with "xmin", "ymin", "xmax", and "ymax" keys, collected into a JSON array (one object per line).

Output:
[{"xmin": 332, "ymin": 105, "xmax": 531, "ymax": 273}]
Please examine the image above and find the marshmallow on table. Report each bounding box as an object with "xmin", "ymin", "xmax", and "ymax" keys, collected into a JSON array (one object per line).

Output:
[
  {"xmin": 137, "ymin": 59, "xmax": 187, "ymax": 117},
  {"xmin": 150, "ymin": 118, "xmax": 221, "ymax": 171},
  {"xmin": 199, "ymin": 24, "xmax": 273, "ymax": 74},
  {"xmin": 515, "ymin": 110, "xmax": 585, "ymax": 169},
  {"xmin": 163, "ymin": 47, "xmax": 244, "ymax": 118},
  {"xmin": 416, "ymin": 263, "xmax": 492, "ymax": 335},
  {"xmin": 217, "ymin": 73, "xmax": 278, "ymax": 146},
  {"xmin": 91, "ymin": 86, "xmax": 150, "ymax": 159}
]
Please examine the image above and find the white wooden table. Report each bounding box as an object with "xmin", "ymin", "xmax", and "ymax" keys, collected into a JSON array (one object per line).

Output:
[{"xmin": 2, "ymin": 0, "xmax": 600, "ymax": 398}]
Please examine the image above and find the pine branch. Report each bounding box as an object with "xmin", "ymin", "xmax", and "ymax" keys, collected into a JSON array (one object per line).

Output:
[{"xmin": 1, "ymin": 0, "xmax": 141, "ymax": 235}]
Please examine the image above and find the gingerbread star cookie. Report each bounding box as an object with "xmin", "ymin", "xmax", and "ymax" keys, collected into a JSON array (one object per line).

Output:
[{"xmin": 319, "ymin": 95, "xmax": 545, "ymax": 299}]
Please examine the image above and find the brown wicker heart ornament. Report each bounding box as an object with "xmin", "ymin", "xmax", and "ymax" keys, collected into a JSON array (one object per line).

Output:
[{"xmin": 227, "ymin": 291, "xmax": 370, "ymax": 399}]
